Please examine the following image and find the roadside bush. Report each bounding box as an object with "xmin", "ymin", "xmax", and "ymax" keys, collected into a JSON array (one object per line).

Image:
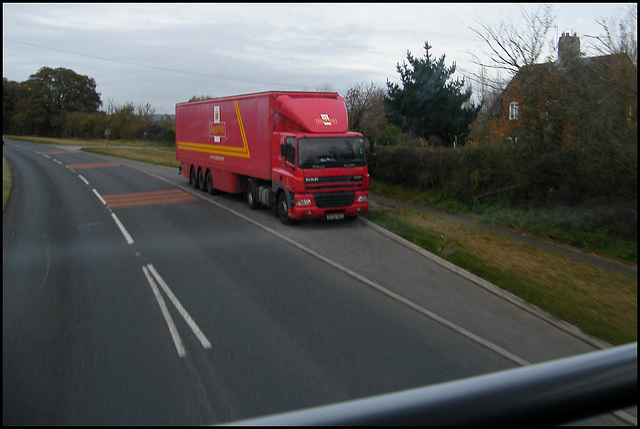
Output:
[
  {"xmin": 417, "ymin": 147, "xmax": 458, "ymax": 190},
  {"xmin": 375, "ymin": 125, "xmax": 402, "ymax": 146},
  {"xmin": 371, "ymin": 146, "xmax": 428, "ymax": 187},
  {"xmin": 139, "ymin": 120, "xmax": 175, "ymax": 145},
  {"xmin": 371, "ymin": 140, "xmax": 636, "ymax": 211},
  {"xmin": 63, "ymin": 111, "xmax": 107, "ymax": 139}
]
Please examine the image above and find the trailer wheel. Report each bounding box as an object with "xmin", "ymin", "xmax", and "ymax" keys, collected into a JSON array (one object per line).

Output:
[
  {"xmin": 277, "ymin": 192, "xmax": 293, "ymax": 225},
  {"xmin": 190, "ymin": 167, "xmax": 198, "ymax": 188},
  {"xmin": 246, "ymin": 179, "xmax": 258, "ymax": 209},
  {"xmin": 205, "ymin": 170, "xmax": 215, "ymax": 194},
  {"xmin": 197, "ymin": 168, "xmax": 205, "ymax": 190}
]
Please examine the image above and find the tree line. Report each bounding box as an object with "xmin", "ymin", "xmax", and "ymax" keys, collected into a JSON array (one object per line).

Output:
[
  {"xmin": 3, "ymin": 67, "xmax": 175, "ymax": 144},
  {"xmin": 3, "ymin": 5, "xmax": 636, "ymax": 218}
]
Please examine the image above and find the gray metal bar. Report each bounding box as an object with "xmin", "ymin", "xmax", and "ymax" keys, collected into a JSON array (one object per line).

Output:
[{"xmin": 227, "ymin": 343, "xmax": 636, "ymax": 426}]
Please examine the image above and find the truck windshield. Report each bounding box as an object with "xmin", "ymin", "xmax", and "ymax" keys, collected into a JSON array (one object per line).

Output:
[{"xmin": 297, "ymin": 137, "xmax": 366, "ymax": 169}]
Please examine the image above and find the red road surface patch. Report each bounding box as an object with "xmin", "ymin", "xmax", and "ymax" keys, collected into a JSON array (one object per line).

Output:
[
  {"xmin": 39, "ymin": 150, "xmax": 81, "ymax": 154},
  {"xmin": 66, "ymin": 162, "xmax": 121, "ymax": 169},
  {"xmin": 102, "ymin": 190, "xmax": 196, "ymax": 208}
]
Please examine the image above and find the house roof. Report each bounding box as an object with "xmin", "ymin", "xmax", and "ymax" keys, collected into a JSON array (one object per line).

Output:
[{"xmin": 486, "ymin": 52, "xmax": 636, "ymax": 118}]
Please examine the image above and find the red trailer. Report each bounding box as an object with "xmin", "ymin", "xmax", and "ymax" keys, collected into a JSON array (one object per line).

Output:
[{"xmin": 176, "ymin": 91, "xmax": 369, "ymax": 223}]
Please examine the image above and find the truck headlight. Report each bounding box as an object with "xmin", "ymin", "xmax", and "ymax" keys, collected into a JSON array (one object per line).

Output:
[
  {"xmin": 295, "ymin": 198, "xmax": 312, "ymax": 206},
  {"xmin": 356, "ymin": 195, "xmax": 368, "ymax": 203}
]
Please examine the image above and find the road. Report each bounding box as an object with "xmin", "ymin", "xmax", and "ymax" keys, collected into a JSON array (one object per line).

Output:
[{"xmin": 2, "ymin": 139, "xmax": 633, "ymax": 425}]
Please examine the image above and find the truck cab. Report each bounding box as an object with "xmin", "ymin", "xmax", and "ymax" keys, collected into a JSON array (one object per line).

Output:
[{"xmin": 272, "ymin": 132, "xmax": 369, "ymax": 223}]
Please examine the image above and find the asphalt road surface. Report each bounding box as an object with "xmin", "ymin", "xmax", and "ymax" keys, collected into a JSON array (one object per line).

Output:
[{"xmin": 3, "ymin": 139, "xmax": 633, "ymax": 425}]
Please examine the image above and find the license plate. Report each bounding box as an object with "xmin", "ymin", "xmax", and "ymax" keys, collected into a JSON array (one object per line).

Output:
[{"xmin": 326, "ymin": 213, "xmax": 344, "ymax": 221}]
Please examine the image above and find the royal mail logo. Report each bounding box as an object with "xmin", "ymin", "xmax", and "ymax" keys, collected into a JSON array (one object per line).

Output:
[
  {"xmin": 210, "ymin": 105, "xmax": 226, "ymax": 140},
  {"xmin": 315, "ymin": 114, "xmax": 337, "ymax": 126},
  {"xmin": 209, "ymin": 122, "xmax": 226, "ymax": 138}
]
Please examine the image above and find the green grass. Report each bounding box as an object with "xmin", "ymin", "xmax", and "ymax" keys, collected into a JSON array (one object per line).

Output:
[
  {"xmin": 363, "ymin": 208, "xmax": 637, "ymax": 345},
  {"xmin": 478, "ymin": 205, "xmax": 637, "ymax": 263},
  {"xmin": 6, "ymin": 135, "xmax": 171, "ymax": 148},
  {"xmin": 83, "ymin": 147, "xmax": 179, "ymax": 168},
  {"xmin": 370, "ymin": 180, "xmax": 637, "ymax": 264}
]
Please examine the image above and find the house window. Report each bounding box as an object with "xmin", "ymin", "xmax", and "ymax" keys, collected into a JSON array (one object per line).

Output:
[{"xmin": 509, "ymin": 102, "xmax": 519, "ymax": 120}]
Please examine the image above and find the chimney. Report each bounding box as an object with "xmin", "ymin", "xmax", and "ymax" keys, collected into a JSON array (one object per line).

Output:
[{"xmin": 558, "ymin": 32, "xmax": 580, "ymax": 64}]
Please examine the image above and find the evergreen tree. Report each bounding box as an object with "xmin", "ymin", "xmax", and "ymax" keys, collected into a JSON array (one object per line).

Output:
[{"xmin": 384, "ymin": 42, "xmax": 479, "ymax": 146}]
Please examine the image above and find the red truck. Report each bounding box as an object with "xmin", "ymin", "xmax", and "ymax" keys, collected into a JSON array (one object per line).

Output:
[{"xmin": 175, "ymin": 91, "xmax": 369, "ymax": 224}]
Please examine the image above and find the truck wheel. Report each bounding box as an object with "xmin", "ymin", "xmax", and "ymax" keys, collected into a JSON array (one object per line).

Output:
[
  {"xmin": 205, "ymin": 171, "xmax": 215, "ymax": 194},
  {"xmin": 190, "ymin": 167, "xmax": 198, "ymax": 188},
  {"xmin": 246, "ymin": 180, "xmax": 258, "ymax": 209},
  {"xmin": 197, "ymin": 168, "xmax": 205, "ymax": 190},
  {"xmin": 277, "ymin": 192, "xmax": 293, "ymax": 225}
]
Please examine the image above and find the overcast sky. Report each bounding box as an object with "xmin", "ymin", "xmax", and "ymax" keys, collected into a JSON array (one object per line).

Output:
[{"xmin": 2, "ymin": 3, "xmax": 636, "ymax": 114}]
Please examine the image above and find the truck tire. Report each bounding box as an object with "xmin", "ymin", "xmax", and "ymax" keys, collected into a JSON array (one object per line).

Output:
[
  {"xmin": 197, "ymin": 168, "xmax": 205, "ymax": 190},
  {"xmin": 246, "ymin": 179, "xmax": 258, "ymax": 209},
  {"xmin": 277, "ymin": 192, "xmax": 293, "ymax": 225},
  {"xmin": 190, "ymin": 167, "xmax": 198, "ymax": 188},
  {"xmin": 205, "ymin": 170, "xmax": 215, "ymax": 194}
]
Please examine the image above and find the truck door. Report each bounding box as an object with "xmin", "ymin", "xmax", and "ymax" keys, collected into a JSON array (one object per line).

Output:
[
  {"xmin": 276, "ymin": 134, "xmax": 296, "ymax": 193},
  {"xmin": 281, "ymin": 135, "xmax": 296, "ymax": 169}
]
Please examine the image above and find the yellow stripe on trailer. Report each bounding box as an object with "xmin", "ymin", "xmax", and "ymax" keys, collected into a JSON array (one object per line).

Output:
[{"xmin": 177, "ymin": 101, "xmax": 251, "ymax": 159}]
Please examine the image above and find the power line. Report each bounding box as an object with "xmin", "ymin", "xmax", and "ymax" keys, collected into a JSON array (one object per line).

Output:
[{"xmin": 3, "ymin": 37, "xmax": 309, "ymax": 90}]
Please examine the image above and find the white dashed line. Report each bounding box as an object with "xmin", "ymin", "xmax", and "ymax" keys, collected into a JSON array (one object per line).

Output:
[
  {"xmin": 111, "ymin": 213, "xmax": 134, "ymax": 245},
  {"xmin": 92, "ymin": 188, "xmax": 107, "ymax": 205},
  {"xmin": 78, "ymin": 175, "xmax": 90, "ymax": 186}
]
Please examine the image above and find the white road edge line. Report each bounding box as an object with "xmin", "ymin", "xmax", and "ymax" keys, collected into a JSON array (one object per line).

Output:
[
  {"xmin": 111, "ymin": 213, "xmax": 134, "ymax": 245},
  {"xmin": 142, "ymin": 265, "xmax": 186, "ymax": 358},
  {"xmin": 117, "ymin": 161, "xmax": 532, "ymax": 366},
  {"xmin": 188, "ymin": 190, "xmax": 531, "ymax": 366},
  {"xmin": 92, "ymin": 188, "xmax": 107, "ymax": 205},
  {"xmin": 147, "ymin": 264, "xmax": 212, "ymax": 350}
]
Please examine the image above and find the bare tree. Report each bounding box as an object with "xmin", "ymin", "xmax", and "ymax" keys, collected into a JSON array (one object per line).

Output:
[
  {"xmin": 586, "ymin": 4, "xmax": 637, "ymax": 65},
  {"xmin": 188, "ymin": 95, "xmax": 215, "ymax": 102},
  {"xmin": 472, "ymin": 65, "xmax": 507, "ymax": 110},
  {"xmin": 465, "ymin": 4, "xmax": 556, "ymax": 90},
  {"xmin": 137, "ymin": 102, "xmax": 156, "ymax": 119},
  {"xmin": 344, "ymin": 81, "xmax": 387, "ymax": 138},
  {"xmin": 316, "ymin": 82, "xmax": 335, "ymax": 92}
]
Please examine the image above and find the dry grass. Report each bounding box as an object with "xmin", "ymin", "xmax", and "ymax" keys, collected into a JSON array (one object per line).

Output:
[
  {"xmin": 84, "ymin": 147, "xmax": 179, "ymax": 168},
  {"xmin": 3, "ymin": 156, "xmax": 12, "ymax": 211},
  {"xmin": 369, "ymin": 207, "xmax": 637, "ymax": 345},
  {"xmin": 7, "ymin": 135, "xmax": 168, "ymax": 148}
]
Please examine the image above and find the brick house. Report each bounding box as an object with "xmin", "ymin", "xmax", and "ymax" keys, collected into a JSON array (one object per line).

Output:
[{"xmin": 485, "ymin": 33, "xmax": 637, "ymax": 145}]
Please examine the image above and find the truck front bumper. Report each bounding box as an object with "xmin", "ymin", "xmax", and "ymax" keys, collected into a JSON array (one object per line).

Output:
[{"xmin": 291, "ymin": 191, "xmax": 369, "ymax": 220}]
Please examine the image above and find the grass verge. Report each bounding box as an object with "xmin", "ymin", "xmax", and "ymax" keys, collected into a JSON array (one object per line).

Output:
[
  {"xmin": 6, "ymin": 135, "xmax": 170, "ymax": 148},
  {"xmin": 370, "ymin": 180, "xmax": 637, "ymax": 264},
  {"xmin": 3, "ymin": 156, "xmax": 12, "ymax": 212},
  {"xmin": 363, "ymin": 208, "xmax": 636, "ymax": 345},
  {"xmin": 83, "ymin": 147, "xmax": 179, "ymax": 168},
  {"xmin": 6, "ymin": 134, "xmax": 179, "ymax": 168}
]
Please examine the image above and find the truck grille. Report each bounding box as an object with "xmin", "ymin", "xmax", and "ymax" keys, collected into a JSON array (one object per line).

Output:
[
  {"xmin": 313, "ymin": 191, "xmax": 355, "ymax": 208},
  {"xmin": 305, "ymin": 175, "xmax": 364, "ymax": 191}
]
